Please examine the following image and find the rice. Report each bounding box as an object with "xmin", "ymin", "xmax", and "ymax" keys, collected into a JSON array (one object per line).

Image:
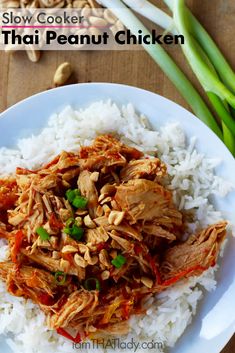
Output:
[{"xmin": 0, "ymin": 100, "xmax": 233, "ymax": 353}]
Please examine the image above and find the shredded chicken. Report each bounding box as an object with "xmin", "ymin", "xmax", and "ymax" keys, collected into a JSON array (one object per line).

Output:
[
  {"xmin": 160, "ymin": 222, "xmax": 227, "ymax": 281},
  {"xmin": 78, "ymin": 170, "xmax": 98, "ymax": 218},
  {"xmin": 142, "ymin": 223, "xmax": 176, "ymax": 241},
  {"xmin": 0, "ymin": 134, "xmax": 228, "ymax": 343},
  {"xmin": 0, "ymin": 262, "xmax": 58, "ymax": 300},
  {"xmin": 120, "ymin": 158, "xmax": 167, "ymax": 181},
  {"xmin": 49, "ymin": 290, "xmax": 99, "ymax": 329},
  {"xmin": 115, "ymin": 179, "xmax": 183, "ymax": 229}
]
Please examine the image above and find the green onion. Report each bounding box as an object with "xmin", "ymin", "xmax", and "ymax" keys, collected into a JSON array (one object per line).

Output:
[
  {"xmin": 36, "ymin": 227, "xmax": 50, "ymax": 241},
  {"xmin": 99, "ymin": 0, "xmax": 235, "ymax": 154},
  {"xmin": 209, "ymin": 96, "xmax": 235, "ymax": 155},
  {"xmin": 84, "ymin": 278, "xmax": 101, "ymax": 291},
  {"xmin": 164, "ymin": 0, "xmax": 235, "ymax": 94},
  {"xmin": 189, "ymin": 38, "xmax": 235, "ymax": 151},
  {"xmin": 111, "ymin": 254, "xmax": 127, "ymax": 269},
  {"xmin": 63, "ymin": 224, "xmax": 84, "ymax": 241},
  {"xmin": 72, "ymin": 196, "xmax": 88, "ymax": 209},
  {"xmin": 65, "ymin": 189, "xmax": 81, "ymax": 203},
  {"xmin": 126, "ymin": 0, "xmax": 235, "ymax": 94},
  {"xmin": 70, "ymin": 225, "xmax": 84, "ymax": 240},
  {"xmin": 124, "ymin": 0, "xmax": 235, "ymax": 100},
  {"xmin": 221, "ymin": 123, "xmax": 235, "ymax": 157},
  {"xmin": 63, "ymin": 227, "xmax": 71, "ymax": 235},
  {"xmin": 122, "ymin": 0, "xmax": 175, "ymax": 34},
  {"xmin": 65, "ymin": 189, "xmax": 76, "ymax": 202},
  {"xmin": 55, "ymin": 271, "xmax": 67, "ymax": 286},
  {"xmin": 172, "ymin": 0, "xmax": 235, "ymax": 154},
  {"xmin": 173, "ymin": 0, "xmax": 235, "ymax": 109},
  {"xmin": 66, "ymin": 217, "xmax": 75, "ymax": 227},
  {"xmin": 65, "ymin": 188, "xmax": 88, "ymax": 209},
  {"xmin": 98, "ymin": 0, "xmax": 222, "ymax": 139}
]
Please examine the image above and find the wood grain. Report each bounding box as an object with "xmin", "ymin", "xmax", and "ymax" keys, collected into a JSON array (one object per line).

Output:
[{"xmin": 0, "ymin": 0, "xmax": 234, "ymax": 351}]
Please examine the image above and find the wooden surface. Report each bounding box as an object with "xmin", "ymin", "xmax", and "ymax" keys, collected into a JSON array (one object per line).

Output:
[{"xmin": 0, "ymin": 0, "xmax": 234, "ymax": 351}]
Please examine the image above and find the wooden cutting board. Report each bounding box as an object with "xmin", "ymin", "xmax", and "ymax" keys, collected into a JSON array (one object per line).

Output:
[{"xmin": 0, "ymin": 0, "xmax": 234, "ymax": 352}]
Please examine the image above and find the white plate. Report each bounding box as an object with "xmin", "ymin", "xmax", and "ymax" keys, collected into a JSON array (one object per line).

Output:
[{"xmin": 0, "ymin": 83, "xmax": 235, "ymax": 353}]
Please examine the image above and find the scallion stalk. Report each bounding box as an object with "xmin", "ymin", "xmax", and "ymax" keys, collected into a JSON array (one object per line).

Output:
[
  {"xmin": 164, "ymin": 0, "xmax": 235, "ymax": 94},
  {"xmin": 172, "ymin": 0, "xmax": 235, "ymax": 154},
  {"xmin": 122, "ymin": 0, "xmax": 176, "ymax": 34},
  {"xmin": 173, "ymin": 0, "xmax": 235, "ymax": 109},
  {"xmin": 222, "ymin": 123, "xmax": 235, "ymax": 156},
  {"xmin": 190, "ymin": 37, "xmax": 235, "ymax": 155},
  {"xmin": 105, "ymin": 0, "xmax": 235, "ymax": 153},
  {"xmin": 99, "ymin": 0, "xmax": 235, "ymax": 153},
  {"xmin": 98, "ymin": 0, "xmax": 222, "ymax": 139},
  {"xmin": 121, "ymin": 0, "xmax": 235, "ymax": 96},
  {"xmin": 209, "ymin": 94, "xmax": 235, "ymax": 155}
]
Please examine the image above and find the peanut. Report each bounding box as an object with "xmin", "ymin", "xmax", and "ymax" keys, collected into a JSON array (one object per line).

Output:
[
  {"xmin": 60, "ymin": 258, "xmax": 70, "ymax": 272},
  {"xmin": 72, "ymin": 0, "xmax": 87, "ymax": 7},
  {"xmin": 99, "ymin": 196, "xmax": 112, "ymax": 205},
  {"xmin": 74, "ymin": 253, "xmax": 87, "ymax": 268},
  {"xmin": 108, "ymin": 210, "xmax": 125, "ymax": 226},
  {"xmin": 61, "ymin": 245, "xmax": 78, "ymax": 253},
  {"xmin": 101, "ymin": 270, "xmax": 110, "ymax": 280},
  {"xmin": 99, "ymin": 249, "xmax": 111, "ymax": 267},
  {"xmin": 3, "ymin": 0, "xmax": 20, "ymax": 8},
  {"xmin": 141, "ymin": 276, "xmax": 153, "ymax": 289},
  {"xmin": 53, "ymin": 62, "xmax": 73, "ymax": 86},
  {"xmin": 103, "ymin": 9, "xmax": 117, "ymax": 24},
  {"xmin": 81, "ymin": 5, "xmax": 91, "ymax": 18},
  {"xmin": 26, "ymin": 49, "xmax": 41, "ymax": 62},
  {"xmin": 84, "ymin": 214, "xmax": 96, "ymax": 229},
  {"xmin": 90, "ymin": 171, "xmax": 99, "ymax": 182},
  {"xmin": 89, "ymin": 16, "xmax": 108, "ymax": 28},
  {"xmin": 52, "ymin": 251, "xmax": 60, "ymax": 259},
  {"xmin": 75, "ymin": 216, "xmax": 83, "ymax": 227}
]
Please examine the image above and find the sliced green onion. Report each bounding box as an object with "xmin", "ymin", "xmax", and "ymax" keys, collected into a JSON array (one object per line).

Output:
[
  {"xmin": 71, "ymin": 225, "xmax": 84, "ymax": 240},
  {"xmin": 72, "ymin": 196, "xmax": 88, "ymax": 209},
  {"xmin": 63, "ymin": 227, "xmax": 71, "ymax": 235},
  {"xmin": 111, "ymin": 254, "xmax": 127, "ymax": 269},
  {"xmin": 63, "ymin": 224, "xmax": 84, "ymax": 241},
  {"xmin": 55, "ymin": 271, "xmax": 67, "ymax": 286},
  {"xmin": 84, "ymin": 278, "xmax": 101, "ymax": 291},
  {"xmin": 65, "ymin": 189, "xmax": 76, "ymax": 202},
  {"xmin": 66, "ymin": 217, "xmax": 75, "ymax": 227},
  {"xmin": 36, "ymin": 227, "xmax": 50, "ymax": 241},
  {"xmin": 65, "ymin": 189, "xmax": 81, "ymax": 203}
]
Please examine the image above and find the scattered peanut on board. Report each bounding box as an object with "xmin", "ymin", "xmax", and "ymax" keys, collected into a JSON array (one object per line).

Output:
[{"xmin": 53, "ymin": 62, "xmax": 73, "ymax": 86}]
